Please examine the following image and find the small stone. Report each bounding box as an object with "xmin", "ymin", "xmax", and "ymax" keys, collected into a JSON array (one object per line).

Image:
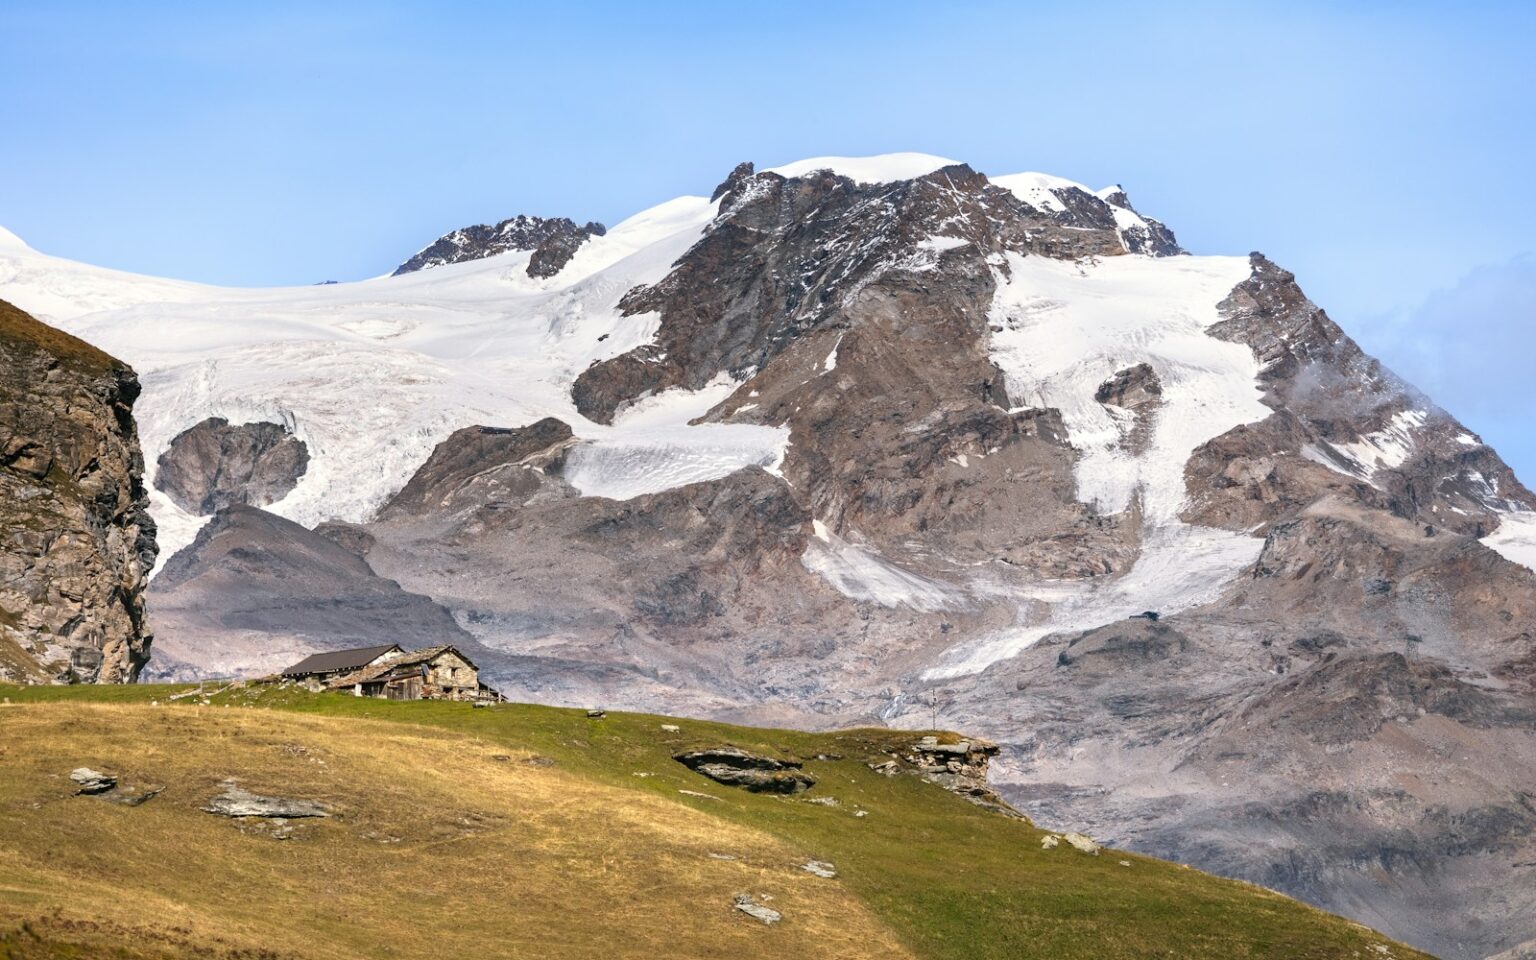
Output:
[
  {"xmin": 679, "ymin": 789, "xmax": 722, "ymax": 801},
  {"xmin": 586, "ymin": 708, "xmax": 606, "ymax": 719},
  {"xmin": 69, "ymin": 768, "xmax": 117, "ymax": 795},
  {"xmin": 709, "ymin": 852, "xmax": 738, "ymax": 861},
  {"xmin": 105, "ymin": 785, "xmax": 163, "ymax": 807},
  {"xmin": 1119, "ymin": 860, "xmax": 1132, "ymax": 867},
  {"xmin": 801, "ymin": 860, "xmax": 837, "ymax": 878},
  {"xmin": 853, "ymin": 810, "xmax": 869, "ymax": 818},
  {"xmin": 732, "ymin": 893, "xmax": 781, "ymax": 924},
  {"xmin": 1040, "ymin": 834, "xmax": 1060, "ymax": 849},
  {"xmin": 660, "ymin": 723, "xmax": 680, "ymax": 733},
  {"xmin": 803, "ymin": 796, "xmax": 840, "ymax": 807}
]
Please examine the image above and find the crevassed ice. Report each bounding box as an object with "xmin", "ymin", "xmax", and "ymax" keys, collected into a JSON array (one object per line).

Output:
[{"xmin": 0, "ymin": 191, "xmax": 725, "ymax": 561}]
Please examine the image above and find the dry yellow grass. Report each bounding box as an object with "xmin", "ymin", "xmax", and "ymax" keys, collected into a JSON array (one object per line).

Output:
[{"xmin": 0, "ymin": 702, "xmax": 915, "ymax": 960}]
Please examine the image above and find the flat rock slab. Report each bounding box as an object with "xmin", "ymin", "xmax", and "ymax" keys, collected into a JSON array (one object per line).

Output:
[
  {"xmin": 732, "ymin": 894, "xmax": 781, "ymax": 924},
  {"xmin": 675, "ymin": 747, "xmax": 816, "ymax": 795},
  {"xmin": 69, "ymin": 767, "xmax": 117, "ymax": 795},
  {"xmin": 202, "ymin": 780, "xmax": 329, "ymax": 819},
  {"xmin": 801, "ymin": 860, "xmax": 837, "ymax": 878}
]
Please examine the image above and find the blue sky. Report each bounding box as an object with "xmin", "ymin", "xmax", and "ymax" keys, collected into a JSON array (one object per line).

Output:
[{"xmin": 1, "ymin": 1, "xmax": 1533, "ymax": 481}]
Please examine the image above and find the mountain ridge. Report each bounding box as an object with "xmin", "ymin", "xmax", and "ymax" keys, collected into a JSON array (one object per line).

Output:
[{"xmin": 1, "ymin": 154, "xmax": 1534, "ymax": 957}]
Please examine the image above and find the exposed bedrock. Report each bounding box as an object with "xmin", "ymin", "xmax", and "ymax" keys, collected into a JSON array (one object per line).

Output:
[
  {"xmin": 393, "ymin": 215, "xmax": 606, "ymax": 277},
  {"xmin": 0, "ymin": 299, "xmax": 157, "ymax": 683},
  {"xmin": 155, "ymin": 417, "xmax": 309, "ymax": 515}
]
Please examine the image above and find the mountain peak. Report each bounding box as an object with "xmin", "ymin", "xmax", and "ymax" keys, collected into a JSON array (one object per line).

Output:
[{"xmin": 765, "ymin": 152, "xmax": 961, "ymax": 184}]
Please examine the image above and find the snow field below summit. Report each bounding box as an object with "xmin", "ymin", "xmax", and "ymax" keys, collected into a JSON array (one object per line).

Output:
[
  {"xmin": 925, "ymin": 253, "xmax": 1270, "ymax": 678},
  {"xmin": 561, "ymin": 375, "xmax": 789, "ymax": 502},
  {"xmin": 988, "ymin": 253, "xmax": 1266, "ymax": 522},
  {"xmin": 927, "ymin": 524, "xmax": 1266, "ymax": 678}
]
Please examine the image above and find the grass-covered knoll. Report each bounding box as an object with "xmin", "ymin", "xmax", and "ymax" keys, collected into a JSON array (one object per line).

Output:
[
  {"xmin": 0, "ymin": 684, "xmax": 1430, "ymax": 960},
  {"xmin": 0, "ymin": 299, "xmax": 123, "ymax": 378}
]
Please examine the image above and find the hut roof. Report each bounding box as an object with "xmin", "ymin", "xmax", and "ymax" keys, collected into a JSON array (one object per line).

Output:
[
  {"xmin": 326, "ymin": 645, "xmax": 477, "ymax": 688},
  {"xmin": 281, "ymin": 644, "xmax": 403, "ymax": 677}
]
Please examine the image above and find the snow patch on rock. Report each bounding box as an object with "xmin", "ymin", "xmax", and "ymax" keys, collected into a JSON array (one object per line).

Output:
[
  {"xmin": 987, "ymin": 253, "xmax": 1265, "ymax": 521},
  {"xmin": 563, "ymin": 376, "xmax": 789, "ymax": 501},
  {"xmin": 803, "ymin": 522, "xmax": 958, "ymax": 611},
  {"xmin": 1483, "ymin": 511, "xmax": 1536, "ymax": 573},
  {"xmin": 767, "ymin": 153, "xmax": 958, "ymax": 185}
]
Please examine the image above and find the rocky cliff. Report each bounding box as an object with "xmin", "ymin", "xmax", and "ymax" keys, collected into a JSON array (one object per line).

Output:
[{"xmin": 0, "ymin": 299, "xmax": 156, "ymax": 682}]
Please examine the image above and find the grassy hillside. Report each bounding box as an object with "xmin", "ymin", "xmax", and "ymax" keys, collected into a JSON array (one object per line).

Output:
[{"xmin": 0, "ymin": 683, "xmax": 1429, "ymax": 960}]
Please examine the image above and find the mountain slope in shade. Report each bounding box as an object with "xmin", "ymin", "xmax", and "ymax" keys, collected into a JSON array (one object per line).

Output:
[{"xmin": 3, "ymin": 155, "xmax": 1535, "ymax": 958}]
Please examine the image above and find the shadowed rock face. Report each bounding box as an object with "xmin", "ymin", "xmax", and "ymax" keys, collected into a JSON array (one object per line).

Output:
[
  {"xmin": 155, "ymin": 417, "xmax": 308, "ymax": 515},
  {"xmin": 378, "ymin": 418, "xmax": 575, "ymax": 520},
  {"xmin": 392, "ymin": 215, "xmax": 605, "ymax": 278},
  {"xmin": 145, "ymin": 504, "xmax": 476, "ymax": 681},
  {"xmin": 0, "ymin": 299, "xmax": 156, "ymax": 683}
]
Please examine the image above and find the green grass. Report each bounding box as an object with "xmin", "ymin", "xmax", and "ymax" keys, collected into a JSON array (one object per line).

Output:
[{"xmin": 0, "ymin": 683, "xmax": 1430, "ymax": 960}]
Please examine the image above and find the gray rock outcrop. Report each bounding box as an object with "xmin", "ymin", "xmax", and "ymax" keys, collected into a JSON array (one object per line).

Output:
[
  {"xmin": 155, "ymin": 417, "xmax": 308, "ymax": 515},
  {"xmin": 674, "ymin": 747, "xmax": 816, "ymax": 794}
]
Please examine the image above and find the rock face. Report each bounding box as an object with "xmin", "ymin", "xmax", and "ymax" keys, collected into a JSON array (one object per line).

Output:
[
  {"xmin": 155, "ymin": 417, "xmax": 309, "ymax": 515},
  {"xmin": 0, "ymin": 299, "xmax": 156, "ymax": 683},
  {"xmin": 393, "ymin": 215, "xmax": 605, "ymax": 277}
]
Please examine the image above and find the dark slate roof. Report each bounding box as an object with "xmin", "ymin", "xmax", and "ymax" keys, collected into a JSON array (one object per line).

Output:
[
  {"xmin": 326, "ymin": 645, "xmax": 478, "ymax": 688},
  {"xmin": 281, "ymin": 644, "xmax": 403, "ymax": 677}
]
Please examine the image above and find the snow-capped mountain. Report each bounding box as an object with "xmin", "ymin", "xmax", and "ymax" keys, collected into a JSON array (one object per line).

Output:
[{"xmin": 3, "ymin": 153, "xmax": 1536, "ymax": 959}]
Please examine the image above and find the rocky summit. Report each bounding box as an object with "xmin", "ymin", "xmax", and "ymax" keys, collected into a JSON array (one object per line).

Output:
[
  {"xmin": 392, "ymin": 213, "xmax": 606, "ymax": 277},
  {"xmin": 2, "ymin": 153, "xmax": 1534, "ymax": 959}
]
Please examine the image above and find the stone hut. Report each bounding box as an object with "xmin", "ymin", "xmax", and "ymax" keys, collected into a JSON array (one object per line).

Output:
[{"xmin": 325, "ymin": 645, "xmax": 493, "ymax": 702}]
